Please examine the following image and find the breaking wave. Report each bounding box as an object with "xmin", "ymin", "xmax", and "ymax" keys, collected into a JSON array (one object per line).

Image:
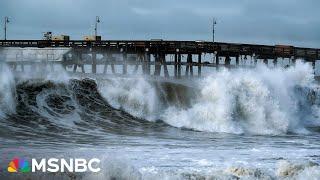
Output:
[
  {"xmin": 1, "ymin": 60, "xmax": 320, "ymax": 180},
  {"xmin": 162, "ymin": 62, "xmax": 318, "ymax": 135},
  {"xmin": 98, "ymin": 61, "xmax": 320, "ymax": 135},
  {"xmin": 0, "ymin": 64, "xmax": 16, "ymax": 118},
  {"xmin": 0, "ymin": 61, "xmax": 320, "ymax": 136}
]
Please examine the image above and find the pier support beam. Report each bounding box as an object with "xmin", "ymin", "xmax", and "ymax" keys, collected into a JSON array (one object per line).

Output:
[
  {"xmin": 103, "ymin": 53, "xmax": 107, "ymax": 74},
  {"xmin": 123, "ymin": 53, "xmax": 127, "ymax": 75},
  {"xmin": 198, "ymin": 53, "xmax": 202, "ymax": 77},
  {"xmin": 145, "ymin": 52, "xmax": 151, "ymax": 75},
  {"xmin": 31, "ymin": 55, "xmax": 37, "ymax": 72},
  {"xmin": 225, "ymin": 56, "xmax": 231, "ymax": 67},
  {"xmin": 154, "ymin": 54, "xmax": 161, "ymax": 76},
  {"xmin": 110, "ymin": 54, "xmax": 115, "ymax": 74},
  {"xmin": 62, "ymin": 54, "xmax": 67, "ymax": 70},
  {"xmin": 16, "ymin": 54, "xmax": 25, "ymax": 72},
  {"xmin": 312, "ymin": 61, "xmax": 316, "ymax": 70},
  {"xmin": 178, "ymin": 54, "xmax": 182, "ymax": 78},
  {"xmin": 49, "ymin": 56, "xmax": 54, "ymax": 72},
  {"xmin": 141, "ymin": 53, "xmax": 146, "ymax": 74},
  {"xmin": 80, "ymin": 54, "xmax": 85, "ymax": 73},
  {"xmin": 133, "ymin": 57, "xmax": 138, "ymax": 74},
  {"xmin": 263, "ymin": 59, "xmax": 268, "ymax": 66},
  {"xmin": 236, "ymin": 56, "xmax": 239, "ymax": 66},
  {"xmin": 103, "ymin": 53, "xmax": 115, "ymax": 74},
  {"xmin": 153, "ymin": 53, "xmax": 169, "ymax": 77},
  {"xmin": 186, "ymin": 54, "xmax": 193, "ymax": 77},
  {"xmin": 73, "ymin": 52, "xmax": 85, "ymax": 73},
  {"xmin": 174, "ymin": 54, "xmax": 178, "ymax": 77},
  {"xmin": 92, "ymin": 52, "xmax": 97, "ymax": 74},
  {"xmin": 73, "ymin": 53, "xmax": 77, "ymax": 73},
  {"xmin": 273, "ymin": 58, "xmax": 278, "ymax": 67},
  {"xmin": 253, "ymin": 57, "xmax": 257, "ymax": 66},
  {"xmin": 216, "ymin": 54, "xmax": 220, "ymax": 70},
  {"xmin": 162, "ymin": 54, "xmax": 169, "ymax": 77},
  {"xmin": 134, "ymin": 53, "xmax": 144, "ymax": 74}
]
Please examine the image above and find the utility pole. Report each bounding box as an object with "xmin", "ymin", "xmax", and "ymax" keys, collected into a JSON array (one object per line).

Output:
[
  {"xmin": 212, "ymin": 18, "xmax": 217, "ymax": 43},
  {"xmin": 4, "ymin": 16, "xmax": 9, "ymax": 40},
  {"xmin": 94, "ymin": 16, "xmax": 100, "ymax": 36}
]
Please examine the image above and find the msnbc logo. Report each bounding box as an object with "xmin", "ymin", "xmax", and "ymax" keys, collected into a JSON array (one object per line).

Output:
[
  {"xmin": 8, "ymin": 158, "xmax": 31, "ymax": 173},
  {"xmin": 7, "ymin": 158, "xmax": 100, "ymax": 173}
]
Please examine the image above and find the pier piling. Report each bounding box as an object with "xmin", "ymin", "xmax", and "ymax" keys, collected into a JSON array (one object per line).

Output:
[
  {"xmin": 198, "ymin": 54, "xmax": 202, "ymax": 77},
  {"xmin": 92, "ymin": 51, "xmax": 97, "ymax": 74},
  {"xmin": 0, "ymin": 39, "xmax": 319, "ymax": 77}
]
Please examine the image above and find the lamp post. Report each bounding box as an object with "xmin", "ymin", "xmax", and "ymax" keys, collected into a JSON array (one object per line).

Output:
[
  {"xmin": 4, "ymin": 17, "xmax": 9, "ymax": 40},
  {"xmin": 212, "ymin": 18, "xmax": 217, "ymax": 43},
  {"xmin": 94, "ymin": 16, "xmax": 100, "ymax": 37}
]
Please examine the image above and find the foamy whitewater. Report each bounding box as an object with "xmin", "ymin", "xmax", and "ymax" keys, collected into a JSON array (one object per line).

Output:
[
  {"xmin": 99, "ymin": 61, "xmax": 318, "ymax": 135},
  {"xmin": 162, "ymin": 62, "xmax": 315, "ymax": 135},
  {"xmin": 1, "ymin": 61, "xmax": 320, "ymax": 180}
]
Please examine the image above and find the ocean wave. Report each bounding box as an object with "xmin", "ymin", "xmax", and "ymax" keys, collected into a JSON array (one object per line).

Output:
[
  {"xmin": 0, "ymin": 61, "xmax": 320, "ymax": 136},
  {"xmin": 0, "ymin": 63, "xmax": 16, "ymax": 118},
  {"xmin": 97, "ymin": 61, "xmax": 320, "ymax": 135},
  {"xmin": 161, "ymin": 62, "xmax": 320, "ymax": 135}
]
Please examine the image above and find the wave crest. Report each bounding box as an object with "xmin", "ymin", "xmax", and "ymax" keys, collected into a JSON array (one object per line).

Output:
[{"xmin": 162, "ymin": 62, "xmax": 319, "ymax": 135}]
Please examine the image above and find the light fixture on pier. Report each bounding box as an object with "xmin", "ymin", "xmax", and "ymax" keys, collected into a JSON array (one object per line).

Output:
[
  {"xmin": 176, "ymin": 48, "xmax": 180, "ymax": 53},
  {"xmin": 145, "ymin": 48, "xmax": 149, "ymax": 52},
  {"xmin": 212, "ymin": 18, "xmax": 217, "ymax": 43},
  {"xmin": 4, "ymin": 16, "xmax": 10, "ymax": 40},
  {"xmin": 94, "ymin": 16, "xmax": 100, "ymax": 37}
]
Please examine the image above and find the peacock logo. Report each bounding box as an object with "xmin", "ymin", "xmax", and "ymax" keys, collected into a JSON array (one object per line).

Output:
[{"xmin": 7, "ymin": 158, "xmax": 30, "ymax": 173}]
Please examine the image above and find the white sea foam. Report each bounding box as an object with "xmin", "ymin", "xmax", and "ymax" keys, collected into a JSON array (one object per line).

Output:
[
  {"xmin": 98, "ymin": 77, "xmax": 160, "ymax": 121},
  {"xmin": 98, "ymin": 61, "xmax": 320, "ymax": 135},
  {"xmin": 276, "ymin": 160, "xmax": 320, "ymax": 179},
  {"xmin": 162, "ymin": 61, "xmax": 318, "ymax": 135},
  {"xmin": 0, "ymin": 63, "xmax": 16, "ymax": 118}
]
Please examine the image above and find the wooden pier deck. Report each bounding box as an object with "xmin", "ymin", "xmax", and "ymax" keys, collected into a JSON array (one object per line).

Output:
[{"xmin": 0, "ymin": 40, "xmax": 319, "ymax": 77}]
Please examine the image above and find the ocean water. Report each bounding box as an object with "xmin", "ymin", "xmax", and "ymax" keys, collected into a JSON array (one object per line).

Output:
[{"xmin": 0, "ymin": 61, "xmax": 320, "ymax": 180}]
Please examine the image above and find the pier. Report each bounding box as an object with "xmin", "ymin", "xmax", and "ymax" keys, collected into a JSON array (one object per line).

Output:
[{"xmin": 0, "ymin": 40, "xmax": 319, "ymax": 77}]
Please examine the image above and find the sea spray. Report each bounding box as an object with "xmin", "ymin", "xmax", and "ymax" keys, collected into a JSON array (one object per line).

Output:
[
  {"xmin": 0, "ymin": 65, "xmax": 319, "ymax": 179},
  {"xmin": 98, "ymin": 77, "xmax": 160, "ymax": 121},
  {"xmin": 62, "ymin": 61, "xmax": 320, "ymax": 135},
  {"xmin": 0, "ymin": 63, "xmax": 16, "ymax": 118},
  {"xmin": 162, "ymin": 61, "xmax": 317, "ymax": 135}
]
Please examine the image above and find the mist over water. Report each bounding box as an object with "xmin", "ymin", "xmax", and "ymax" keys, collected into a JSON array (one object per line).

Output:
[{"xmin": 0, "ymin": 60, "xmax": 320, "ymax": 179}]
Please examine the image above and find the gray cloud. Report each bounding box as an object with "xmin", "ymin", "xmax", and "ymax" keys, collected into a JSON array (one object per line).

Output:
[{"xmin": 0, "ymin": 0, "xmax": 319, "ymax": 47}]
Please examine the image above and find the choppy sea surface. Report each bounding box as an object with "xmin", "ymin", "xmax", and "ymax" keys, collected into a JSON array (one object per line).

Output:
[{"xmin": 1, "ymin": 61, "xmax": 320, "ymax": 180}]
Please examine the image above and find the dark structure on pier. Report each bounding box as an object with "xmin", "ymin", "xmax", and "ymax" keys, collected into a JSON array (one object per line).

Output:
[{"xmin": 1, "ymin": 40, "xmax": 319, "ymax": 77}]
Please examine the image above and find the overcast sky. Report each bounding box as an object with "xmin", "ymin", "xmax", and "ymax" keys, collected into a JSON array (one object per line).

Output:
[{"xmin": 0, "ymin": 0, "xmax": 319, "ymax": 47}]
